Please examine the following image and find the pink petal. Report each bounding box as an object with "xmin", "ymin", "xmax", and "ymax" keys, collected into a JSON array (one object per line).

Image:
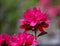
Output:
[
  {"xmin": 19, "ymin": 19, "xmax": 29, "ymax": 24},
  {"xmin": 33, "ymin": 40, "xmax": 38, "ymax": 45},
  {"xmin": 10, "ymin": 42, "xmax": 17, "ymax": 46},
  {"xmin": 30, "ymin": 22, "xmax": 37, "ymax": 26},
  {"xmin": 19, "ymin": 19, "xmax": 25, "ymax": 23},
  {"xmin": 46, "ymin": 20, "xmax": 52, "ymax": 23}
]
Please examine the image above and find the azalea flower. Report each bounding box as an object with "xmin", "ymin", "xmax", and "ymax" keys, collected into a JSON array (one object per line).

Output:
[
  {"xmin": 10, "ymin": 31, "xmax": 38, "ymax": 46},
  {"xmin": 19, "ymin": 7, "xmax": 50, "ymax": 36},
  {"xmin": 0, "ymin": 34, "xmax": 11, "ymax": 46}
]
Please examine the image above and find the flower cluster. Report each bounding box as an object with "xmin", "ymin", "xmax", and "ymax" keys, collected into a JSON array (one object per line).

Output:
[
  {"xmin": 19, "ymin": 7, "xmax": 51, "ymax": 36},
  {"xmin": 0, "ymin": 7, "xmax": 50, "ymax": 46},
  {"xmin": 0, "ymin": 32, "xmax": 37, "ymax": 46}
]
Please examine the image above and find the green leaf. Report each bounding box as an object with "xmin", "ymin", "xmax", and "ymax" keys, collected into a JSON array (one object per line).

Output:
[{"xmin": 38, "ymin": 32, "xmax": 47, "ymax": 37}]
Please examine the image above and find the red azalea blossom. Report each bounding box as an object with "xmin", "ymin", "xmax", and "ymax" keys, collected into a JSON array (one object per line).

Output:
[
  {"xmin": 10, "ymin": 31, "xmax": 38, "ymax": 46},
  {"xmin": 19, "ymin": 7, "xmax": 50, "ymax": 34},
  {"xmin": 0, "ymin": 34, "xmax": 11, "ymax": 46}
]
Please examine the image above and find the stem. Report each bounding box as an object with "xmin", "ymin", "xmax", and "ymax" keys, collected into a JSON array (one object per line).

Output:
[
  {"xmin": 34, "ymin": 30, "xmax": 37, "ymax": 46},
  {"xmin": 35, "ymin": 30, "xmax": 37, "ymax": 40}
]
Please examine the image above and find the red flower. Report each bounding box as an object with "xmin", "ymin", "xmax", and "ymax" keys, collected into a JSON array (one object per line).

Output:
[
  {"xmin": 0, "ymin": 34, "xmax": 11, "ymax": 46},
  {"xmin": 19, "ymin": 7, "xmax": 51, "ymax": 36},
  {"xmin": 10, "ymin": 31, "xmax": 38, "ymax": 46}
]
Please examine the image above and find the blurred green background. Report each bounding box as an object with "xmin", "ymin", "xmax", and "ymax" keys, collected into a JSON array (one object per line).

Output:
[
  {"xmin": 0, "ymin": 0, "xmax": 18, "ymax": 34},
  {"xmin": 0, "ymin": 0, "xmax": 38, "ymax": 35}
]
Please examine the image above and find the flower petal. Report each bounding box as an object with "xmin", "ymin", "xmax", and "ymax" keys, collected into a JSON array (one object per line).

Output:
[
  {"xmin": 33, "ymin": 40, "xmax": 38, "ymax": 45},
  {"xmin": 46, "ymin": 20, "xmax": 52, "ymax": 23},
  {"xmin": 30, "ymin": 22, "xmax": 37, "ymax": 26}
]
